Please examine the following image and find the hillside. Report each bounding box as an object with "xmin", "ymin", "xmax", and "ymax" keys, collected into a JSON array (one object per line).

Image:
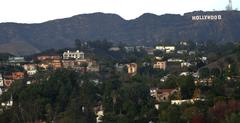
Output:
[{"xmin": 0, "ymin": 11, "xmax": 240, "ymax": 55}]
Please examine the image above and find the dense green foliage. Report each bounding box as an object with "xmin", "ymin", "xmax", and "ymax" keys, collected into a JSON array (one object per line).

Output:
[{"xmin": 2, "ymin": 41, "xmax": 240, "ymax": 123}]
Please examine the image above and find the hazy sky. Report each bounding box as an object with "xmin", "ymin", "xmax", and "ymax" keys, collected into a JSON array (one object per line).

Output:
[{"xmin": 0, "ymin": 0, "xmax": 239, "ymax": 23}]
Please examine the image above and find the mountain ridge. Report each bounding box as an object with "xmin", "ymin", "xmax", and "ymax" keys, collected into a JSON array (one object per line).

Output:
[{"xmin": 0, "ymin": 10, "xmax": 240, "ymax": 55}]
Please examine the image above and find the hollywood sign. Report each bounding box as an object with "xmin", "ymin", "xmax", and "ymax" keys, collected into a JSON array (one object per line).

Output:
[{"xmin": 192, "ymin": 15, "xmax": 222, "ymax": 21}]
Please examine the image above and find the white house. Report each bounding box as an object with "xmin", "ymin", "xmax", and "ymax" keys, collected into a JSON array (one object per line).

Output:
[
  {"xmin": 179, "ymin": 72, "xmax": 191, "ymax": 76},
  {"xmin": 124, "ymin": 46, "xmax": 135, "ymax": 52},
  {"xmin": 155, "ymin": 46, "xmax": 165, "ymax": 50},
  {"xmin": 1, "ymin": 96, "xmax": 13, "ymax": 107},
  {"xmin": 181, "ymin": 62, "xmax": 192, "ymax": 67},
  {"xmin": 23, "ymin": 64, "xmax": 37, "ymax": 76},
  {"xmin": 171, "ymin": 98, "xmax": 205, "ymax": 105},
  {"xmin": 153, "ymin": 61, "xmax": 166, "ymax": 70},
  {"xmin": 96, "ymin": 110, "xmax": 104, "ymax": 123},
  {"xmin": 0, "ymin": 88, "xmax": 2, "ymax": 95},
  {"xmin": 165, "ymin": 46, "xmax": 175, "ymax": 53},
  {"xmin": 109, "ymin": 47, "xmax": 120, "ymax": 51},
  {"xmin": 189, "ymin": 51, "xmax": 196, "ymax": 55},
  {"xmin": 155, "ymin": 46, "xmax": 175, "ymax": 53},
  {"xmin": 0, "ymin": 74, "xmax": 3, "ymax": 87},
  {"xmin": 8, "ymin": 57, "xmax": 25, "ymax": 63},
  {"xmin": 179, "ymin": 41, "xmax": 188, "ymax": 46},
  {"xmin": 63, "ymin": 50, "xmax": 84, "ymax": 60},
  {"xmin": 167, "ymin": 58, "xmax": 184, "ymax": 62},
  {"xmin": 177, "ymin": 50, "xmax": 188, "ymax": 54}
]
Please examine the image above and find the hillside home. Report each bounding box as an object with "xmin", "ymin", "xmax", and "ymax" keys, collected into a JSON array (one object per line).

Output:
[
  {"xmin": 63, "ymin": 50, "xmax": 84, "ymax": 60},
  {"xmin": 171, "ymin": 98, "xmax": 205, "ymax": 105},
  {"xmin": 150, "ymin": 88, "xmax": 178, "ymax": 102},
  {"xmin": 23, "ymin": 64, "xmax": 37, "ymax": 76},
  {"xmin": 189, "ymin": 51, "xmax": 196, "ymax": 55},
  {"xmin": 177, "ymin": 50, "xmax": 188, "ymax": 54},
  {"xmin": 12, "ymin": 72, "xmax": 25, "ymax": 80},
  {"xmin": 1, "ymin": 96, "xmax": 13, "ymax": 107},
  {"xmin": 50, "ymin": 59, "xmax": 62, "ymax": 69},
  {"xmin": 179, "ymin": 41, "xmax": 188, "ymax": 46},
  {"xmin": 109, "ymin": 47, "xmax": 120, "ymax": 51},
  {"xmin": 167, "ymin": 58, "xmax": 184, "ymax": 63},
  {"xmin": 153, "ymin": 61, "xmax": 167, "ymax": 70},
  {"xmin": 179, "ymin": 72, "xmax": 191, "ymax": 76},
  {"xmin": 87, "ymin": 60, "xmax": 100, "ymax": 72},
  {"xmin": 124, "ymin": 46, "xmax": 135, "ymax": 52},
  {"xmin": 115, "ymin": 63, "xmax": 125, "ymax": 72},
  {"xmin": 160, "ymin": 74, "xmax": 170, "ymax": 82},
  {"xmin": 180, "ymin": 62, "xmax": 192, "ymax": 68},
  {"xmin": 0, "ymin": 74, "xmax": 3, "ymax": 87},
  {"xmin": 3, "ymin": 79, "xmax": 14, "ymax": 87},
  {"xmin": 37, "ymin": 55, "xmax": 61, "ymax": 61},
  {"xmin": 155, "ymin": 46, "xmax": 175, "ymax": 53},
  {"xmin": 127, "ymin": 63, "xmax": 137, "ymax": 76},
  {"xmin": 38, "ymin": 63, "xmax": 49, "ymax": 69},
  {"xmin": 145, "ymin": 47, "xmax": 155, "ymax": 55},
  {"xmin": 8, "ymin": 57, "xmax": 25, "ymax": 63}
]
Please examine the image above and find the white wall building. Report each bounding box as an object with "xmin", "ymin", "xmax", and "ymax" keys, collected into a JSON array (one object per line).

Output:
[
  {"xmin": 181, "ymin": 62, "xmax": 192, "ymax": 68},
  {"xmin": 171, "ymin": 98, "xmax": 205, "ymax": 105},
  {"xmin": 23, "ymin": 64, "xmax": 37, "ymax": 76},
  {"xmin": 153, "ymin": 61, "xmax": 166, "ymax": 70},
  {"xmin": 167, "ymin": 58, "xmax": 184, "ymax": 62},
  {"xmin": 63, "ymin": 50, "xmax": 84, "ymax": 60},
  {"xmin": 155, "ymin": 46, "xmax": 175, "ymax": 53},
  {"xmin": 8, "ymin": 57, "xmax": 25, "ymax": 63},
  {"xmin": 0, "ymin": 74, "xmax": 3, "ymax": 87}
]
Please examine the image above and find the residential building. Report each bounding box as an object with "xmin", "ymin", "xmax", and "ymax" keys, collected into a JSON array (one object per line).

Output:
[
  {"xmin": 62, "ymin": 58, "xmax": 98, "ymax": 72},
  {"xmin": 12, "ymin": 72, "xmax": 24, "ymax": 80},
  {"xmin": 145, "ymin": 47, "xmax": 155, "ymax": 55},
  {"xmin": 8, "ymin": 57, "xmax": 25, "ymax": 63},
  {"xmin": 155, "ymin": 56, "xmax": 163, "ymax": 60},
  {"xmin": 62, "ymin": 59, "xmax": 76, "ymax": 69},
  {"xmin": 96, "ymin": 110, "xmax": 104, "ymax": 123},
  {"xmin": 179, "ymin": 72, "xmax": 191, "ymax": 76},
  {"xmin": 167, "ymin": 58, "xmax": 184, "ymax": 63},
  {"xmin": 124, "ymin": 46, "xmax": 135, "ymax": 52},
  {"xmin": 177, "ymin": 50, "xmax": 188, "ymax": 54},
  {"xmin": 127, "ymin": 63, "xmax": 137, "ymax": 76},
  {"xmin": 153, "ymin": 61, "xmax": 167, "ymax": 70},
  {"xmin": 115, "ymin": 63, "xmax": 125, "ymax": 72},
  {"xmin": 0, "ymin": 74, "xmax": 3, "ymax": 87},
  {"xmin": 94, "ymin": 105, "xmax": 104, "ymax": 123},
  {"xmin": 180, "ymin": 62, "xmax": 192, "ymax": 67},
  {"xmin": 50, "ymin": 59, "xmax": 62, "ymax": 69},
  {"xmin": 1, "ymin": 96, "xmax": 13, "ymax": 107},
  {"xmin": 160, "ymin": 74, "xmax": 170, "ymax": 82},
  {"xmin": 109, "ymin": 47, "xmax": 120, "ymax": 51},
  {"xmin": 4, "ymin": 79, "xmax": 13, "ymax": 87},
  {"xmin": 136, "ymin": 46, "xmax": 145, "ymax": 52},
  {"xmin": 179, "ymin": 41, "xmax": 188, "ymax": 46},
  {"xmin": 171, "ymin": 98, "xmax": 205, "ymax": 105},
  {"xmin": 200, "ymin": 57, "xmax": 207, "ymax": 63},
  {"xmin": 195, "ymin": 78, "xmax": 213, "ymax": 85},
  {"xmin": 192, "ymin": 72, "xmax": 200, "ymax": 78},
  {"xmin": 87, "ymin": 60, "xmax": 100, "ymax": 72},
  {"xmin": 150, "ymin": 88, "xmax": 177, "ymax": 102},
  {"xmin": 38, "ymin": 63, "xmax": 49, "ymax": 69},
  {"xmin": 23, "ymin": 64, "xmax": 37, "ymax": 76},
  {"xmin": 37, "ymin": 55, "xmax": 61, "ymax": 61},
  {"xmin": 189, "ymin": 51, "xmax": 196, "ymax": 55},
  {"xmin": 63, "ymin": 50, "xmax": 84, "ymax": 60},
  {"xmin": 155, "ymin": 46, "xmax": 175, "ymax": 53}
]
